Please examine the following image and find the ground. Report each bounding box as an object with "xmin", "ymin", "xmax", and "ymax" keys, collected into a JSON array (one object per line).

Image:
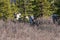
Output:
[{"xmin": 0, "ymin": 17, "xmax": 60, "ymax": 40}]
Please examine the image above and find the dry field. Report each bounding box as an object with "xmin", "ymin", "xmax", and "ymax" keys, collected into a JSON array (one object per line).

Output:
[{"xmin": 0, "ymin": 17, "xmax": 60, "ymax": 40}]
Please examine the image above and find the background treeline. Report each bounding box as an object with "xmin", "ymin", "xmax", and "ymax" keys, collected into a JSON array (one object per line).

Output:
[{"xmin": 0, "ymin": 0, "xmax": 60, "ymax": 20}]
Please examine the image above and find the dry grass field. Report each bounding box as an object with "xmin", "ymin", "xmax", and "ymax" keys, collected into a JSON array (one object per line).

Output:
[{"xmin": 0, "ymin": 17, "xmax": 60, "ymax": 40}]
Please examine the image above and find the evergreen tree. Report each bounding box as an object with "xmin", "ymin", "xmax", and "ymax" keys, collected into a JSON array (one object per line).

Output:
[{"xmin": 0, "ymin": 0, "xmax": 58, "ymax": 20}]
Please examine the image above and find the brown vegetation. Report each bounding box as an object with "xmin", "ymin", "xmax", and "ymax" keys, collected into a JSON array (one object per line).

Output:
[{"xmin": 0, "ymin": 17, "xmax": 60, "ymax": 40}]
